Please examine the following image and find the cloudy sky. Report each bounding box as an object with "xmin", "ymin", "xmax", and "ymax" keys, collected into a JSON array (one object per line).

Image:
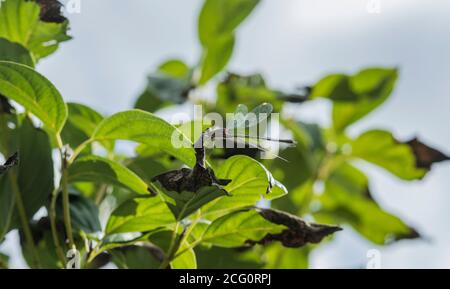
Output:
[{"xmin": 2, "ymin": 0, "xmax": 450, "ymax": 268}]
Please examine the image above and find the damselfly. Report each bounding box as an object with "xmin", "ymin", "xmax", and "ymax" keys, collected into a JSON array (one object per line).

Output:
[{"xmin": 196, "ymin": 103, "xmax": 296, "ymax": 161}]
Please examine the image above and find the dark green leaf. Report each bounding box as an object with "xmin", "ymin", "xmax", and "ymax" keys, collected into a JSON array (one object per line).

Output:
[
  {"xmin": 135, "ymin": 59, "xmax": 192, "ymax": 112},
  {"xmin": 17, "ymin": 117, "xmax": 54, "ymax": 219},
  {"xmin": 111, "ymin": 244, "xmax": 162, "ymax": 269},
  {"xmin": 196, "ymin": 246, "xmax": 264, "ymax": 269},
  {"xmin": 0, "ymin": 167, "xmax": 14, "ymax": 241},
  {"xmin": 0, "ymin": 38, "xmax": 34, "ymax": 67},
  {"xmin": 217, "ymin": 73, "xmax": 282, "ymax": 113},
  {"xmin": 56, "ymin": 192, "xmax": 101, "ymax": 234}
]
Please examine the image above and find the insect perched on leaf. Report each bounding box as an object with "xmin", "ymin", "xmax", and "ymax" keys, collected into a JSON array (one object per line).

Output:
[{"xmin": 199, "ymin": 103, "xmax": 296, "ymax": 161}]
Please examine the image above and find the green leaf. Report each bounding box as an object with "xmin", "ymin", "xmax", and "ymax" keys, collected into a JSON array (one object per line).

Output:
[
  {"xmin": 91, "ymin": 109, "xmax": 195, "ymax": 166},
  {"xmin": 20, "ymin": 218, "xmax": 65, "ymax": 268},
  {"xmin": 201, "ymin": 209, "xmax": 285, "ymax": 248},
  {"xmin": 351, "ymin": 130, "xmax": 426, "ymax": 180},
  {"xmin": 310, "ymin": 74, "xmax": 358, "ymax": 101},
  {"xmin": 135, "ymin": 74, "xmax": 191, "ymax": 113},
  {"xmin": 171, "ymin": 239, "xmax": 197, "ymax": 269},
  {"xmin": 263, "ymin": 244, "xmax": 310, "ymax": 269},
  {"xmin": 216, "ymin": 73, "xmax": 283, "ymax": 113},
  {"xmin": 111, "ymin": 245, "xmax": 162, "ymax": 269},
  {"xmin": 198, "ymin": 0, "xmax": 259, "ymax": 46},
  {"xmin": 17, "ymin": 117, "xmax": 54, "ymax": 219},
  {"xmin": 203, "ymin": 155, "xmax": 287, "ymax": 218},
  {"xmin": 315, "ymin": 163, "xmax": 419, "ymax": 245},
  {"xmin": 0, "ymin": 38, "xmax": 34, "ymax": 67},
  {"xmin": 197, "ymin": 0, "xmax": 260, "ymax": 84},
  {"xmin": 0, "ymin": 0, "xmax": 71, "ymax": 60},
  {"xmin": 0, "ymin": 61, "xmax": 68, "ymax": 134},
  {"xmin": 0, "ymin": 117, "xmax": 17, "ymax": 241},
  {"xmin": 198, "ymin": 34, "xmax": 235, "ymax": 84},
  {"xmin": 196, "ymin": 246, "xmax": 264, "ymax": 269},
  {"xmin": 61, "ymin": 102, "xmax": 112, "ymax": 151},
  {"xmin": 68, "ymin": 155, "xmax": 150, "ymax": 195},
  {"xmin": 56, "ymin": 192, "xmax": 101, "ymax": 234},
  {"xmin": 311, "ymin": 68, "xmax": 397, "ymax": 132},
  {"xmin": 105, "ymin": 196, "xmax": 175, "ymax": 235},
  {"xmin": 65, "ymin": 103, "xmax": 104, "ymax": 137},
  {"xmin": 158, "ymin": 59, "xmax": 190, "ymax": 78},
  {"xmin": 155, "ymin": 182, "xmax": 228, "ymax": 220},
  {"xmin": 127, "ymin": 156, "xmax": 170, "ymax": 184},
  {"xmin": 0, "ymin": 168, "xmax": 14, "ymax": 241},
  {"xmin": 0, "ymin": 252, "xmax": 9, "ymax": 268},
  {"xmin": 135, "ymin": 59, "xmax": 192, "ymax": 112},
  {"xmin": 333, "ymin": 68, "xmax": 397, "ymax": 132}
]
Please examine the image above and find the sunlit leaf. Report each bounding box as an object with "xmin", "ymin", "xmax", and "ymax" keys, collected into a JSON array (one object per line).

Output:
[
  {"xmin": 68, "ymin": 155, "xmax": 150, "ymax": 195},
  {"xmin": 315, "ymin": 163, "xmax": 420, "ymax": 245},
  {"xmin": 203, "ymin": 155, "xmax": 287, "ymax": 218},
  {"xmin": 351, "ymin": 130, "xmax": 426, "ymax": 180},
  {"xmin": 171, "ymin": 239, "xmax": 197, "ymax": 269},
  {"xmin": 0, "ymin": 61, "xmax": 68, "ymax": 134},
  {"xmin": 312, "ymin": 68, "xmax": 397, "ymax": 132},
  {"xmin": 201, "ymin": 207, "xmax": 340, "ymax": 249},
  {"xmin": 0, "ymin": 0, "xmax": 71, "ymax": 60},
  {"xmin": 155, "ymin": 182, "xmax": 228, "ymax": 220},
  {"xmin": 91, "ymin": 110, "xmax": 195, "ymax": 166},
  {"xmin": 201, "ymin": 209, "xmax": 285, "ymax": 248},
  {"xmin": 105, "ymin": 196, "xmax": 175, "ymax": 235},
  {"xmin": 197, "ymin": 0, "xmax": 260, "ymax": 84}
]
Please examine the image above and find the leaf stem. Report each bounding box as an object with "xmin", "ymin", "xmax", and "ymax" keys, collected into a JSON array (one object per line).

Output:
[
  {"xmin": 49, "ymin": 187, "xmax": 66, "ymax": 266},
  {"xmin": 159, "ymin": 222, "xmax": 181, "ymax": 269},
  {"xmin": 68, "ymin": 138, "xmax": 93, "ymax": 164},
  {"xmin": 60, "ymin": 148, "xmax": 75, "ymax": 249}
]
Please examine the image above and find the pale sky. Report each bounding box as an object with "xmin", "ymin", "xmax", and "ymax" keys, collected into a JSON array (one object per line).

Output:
[{"xmin": 2, "ymin": 0, "xmax": 450, "ymax": 268}]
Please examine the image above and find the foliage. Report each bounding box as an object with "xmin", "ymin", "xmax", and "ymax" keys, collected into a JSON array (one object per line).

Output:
[{"xmin": 0, "ymin": 0, "xmax": 448, "ymax": 269}]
